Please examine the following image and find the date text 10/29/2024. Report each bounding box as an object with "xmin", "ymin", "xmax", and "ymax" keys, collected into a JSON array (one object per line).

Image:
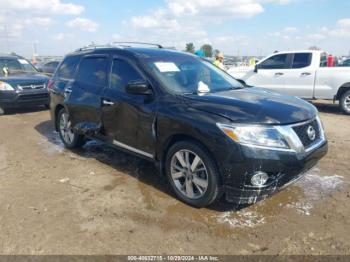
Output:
[{"xmin": 128, "ymin": 256, "xmax": 220, "ymax": 261}]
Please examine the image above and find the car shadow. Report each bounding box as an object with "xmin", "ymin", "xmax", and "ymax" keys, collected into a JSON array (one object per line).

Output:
[
  {"xmin": 2, "ymin": 106, "xmax": 48, "ymax": 116},
  {"xmin": 34, "ymin": 120, "xmax": 241, "ymax": 212},
  {"xmin": 310, "ymin": 101, "xmax": 345, "ymax": 116}
]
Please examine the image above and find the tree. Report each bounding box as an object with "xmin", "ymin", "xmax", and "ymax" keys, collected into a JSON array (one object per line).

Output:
[
  {"xmin": 185, "ymin": 43, "xmax": 195, "ymax": 53},
  {"xmin": 309, "ymin": 46, "xmax": 321, "ymax": 50},
  {"xmin": 201, "ymin": 44, "xmax": 213, "ymax": 57}
]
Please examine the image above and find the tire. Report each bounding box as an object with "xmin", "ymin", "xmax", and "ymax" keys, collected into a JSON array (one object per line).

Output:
[
  {"xmin": 57, "ymin": 108, "xmax": 84, "ymax": 149},
  {"xmin": 165, "ymin": 141, "xmax": 222, "ymax": 208},
  {"xmin": 340, "ymin": 90, "xmax": 350, "ymax": 115},
  {"xmin": 0, "ymin": 106, "xmax": 4, "ymax": 116}
]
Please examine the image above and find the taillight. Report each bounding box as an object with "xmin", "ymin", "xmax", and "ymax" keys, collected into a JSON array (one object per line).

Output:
[{"xmin": 47, "ymin": 79, "xmax": 54, "ymax": 90}]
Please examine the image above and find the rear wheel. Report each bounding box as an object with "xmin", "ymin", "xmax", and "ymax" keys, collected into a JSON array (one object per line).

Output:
[
  {"xmin": 340, "ymin": 90, "xmax": 350, "ymax": 115},
  {"xmin": 165, "ymin": 141, "xmax": 222, "ymax": 208},
  {"xmin": 57, "ymin": 108, "xmax": 84, "ymax": 149}
]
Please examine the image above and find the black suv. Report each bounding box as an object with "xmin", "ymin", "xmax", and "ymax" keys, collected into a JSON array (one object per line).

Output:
[
  {"xmin": 49, "ymin": 44, "xmax": 327, "ymax": 207},
  {"xmin": 0, "ymin": 54, "xmax": 49, "ymax": 115}
]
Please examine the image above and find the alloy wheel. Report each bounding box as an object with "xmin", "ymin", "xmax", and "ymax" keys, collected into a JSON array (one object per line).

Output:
[
  {"xmin": 59, "ymin": 112, "xmax": 75, "ymax": 145},
  {"xmin": 345, "ymin": 95, "xmax": 350, "ymax": 111},
  {"xmin": 170, "ymin": 150, "xmax": 209, "ymax": 199}
]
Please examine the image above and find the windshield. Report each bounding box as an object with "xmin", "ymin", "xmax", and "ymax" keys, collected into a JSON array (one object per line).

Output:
[
  {"xmin": 145, "ymin": 55, "xmax": 243, "ymax": 94},
  {"xmin": 0, "ymin": 58, "xmax": 38, "ymax": 75}
]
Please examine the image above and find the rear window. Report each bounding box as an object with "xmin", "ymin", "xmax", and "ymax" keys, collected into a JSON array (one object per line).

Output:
[
  {"xmin": 320, "ymin": 54, "xmax": 328, "ymax": 67},
  {"xmin": 76, "ymin": 56, "xmax": 108, "ymax": 86},
  {"xmin": 292, "ymin": 53, "xmax": 312, "ymax": 69},
  {"xmin": 56, "ymin": 56, "xmax": 80, "ymax": 79}
]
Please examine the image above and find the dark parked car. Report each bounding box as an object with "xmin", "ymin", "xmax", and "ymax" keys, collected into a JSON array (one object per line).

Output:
[
  {"xmin": 36, "ymin": 60, "xmax": 61, "ymax": 75},
  {"xmin": 49, "ymin": 44, "xmax": 327, "ymax": 207},
  {"xmin": 341, "ymin": 58, "xmax": 350, "ymax": 67},
  {"xmin": 0, "ymin": 54, "xmax": 49, "ymax": 115}
]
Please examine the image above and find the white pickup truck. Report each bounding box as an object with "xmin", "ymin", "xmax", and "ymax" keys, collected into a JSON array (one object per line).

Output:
[{"xmin": 228, "ymin": 50, "xmax": 350, "ymax": 114}]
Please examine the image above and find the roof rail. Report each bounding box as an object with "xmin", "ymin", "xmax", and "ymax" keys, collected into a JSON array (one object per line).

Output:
[
  {"xmin": 75, "ymin": 44, "xmax": 113, "ymax": 52},
  {"xmin": 111, "ymin": 42, "xmax": 163, "ymax": 49},
  {"xmin": 75, "ymin": 42, "xmax": 163, "ymax": 52}
]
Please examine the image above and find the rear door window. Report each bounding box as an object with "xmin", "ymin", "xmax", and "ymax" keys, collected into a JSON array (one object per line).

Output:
[
  {"xmin": 292, "ymin": 53, "xmax": 312, "ymax": 69},
  {"xmin": 56, "ymin": 56, "xmax": 80, "ymax": 79},
  {"xmin": 259, "ymin": 54, "xmax": 288, "ymax": 69},
  {"xmin": 76, "ymin": 56, "xmax": 109, "ymax": 86}
]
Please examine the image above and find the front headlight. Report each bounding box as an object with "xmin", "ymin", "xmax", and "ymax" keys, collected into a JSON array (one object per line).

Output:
[
  {"xmin": 217, "ymin": 123, "xmax": 290, "ymax": 149},
  {"xmin": 0, "ymin": 81, "xmax": 14, "ymax": 91}
]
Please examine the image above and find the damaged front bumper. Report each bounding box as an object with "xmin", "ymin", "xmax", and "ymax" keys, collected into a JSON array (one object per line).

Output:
[{"xmin": 223, "ymin": 140, "xmax": 328, "ymax": 205}]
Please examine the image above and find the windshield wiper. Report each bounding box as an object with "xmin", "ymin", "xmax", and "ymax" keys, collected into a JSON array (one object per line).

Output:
[
  {"xmin": 207, "ymin": 87, "xmax": 241, "ymax": 93},
  {"xmin": 182, "ymin": 91, "xmax": 198, "ymax": 95}
]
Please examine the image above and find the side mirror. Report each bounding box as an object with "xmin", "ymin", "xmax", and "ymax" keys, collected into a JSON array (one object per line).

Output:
[
  {"xmin": 254, "ymin": 64, "xmax": 258, "ymax": 73},
  {"xmin": 125, "ymin": 80, "xmax": 152, "ymax": 95}
]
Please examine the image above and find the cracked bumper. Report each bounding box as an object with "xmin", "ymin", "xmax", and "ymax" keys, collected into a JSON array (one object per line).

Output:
[{"xmin": 223, "ymin": 141, "xmax": 328, "ymax": 204}]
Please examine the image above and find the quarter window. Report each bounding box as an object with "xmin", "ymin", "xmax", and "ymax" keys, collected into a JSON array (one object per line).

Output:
[
  {"xmin": 292, "ymin": 53, "xmax": 312, "ymax": 69},
  {"xmin": 76, "ymin": 57, "xmax": 108, "ymax": 86},
  {"xmin": 56, "ymin": 56, "xmax": 80, "ymax": 79},
  {"xmin": 259, "ymin": 54, "xmax": 288, "ymax": 69},
  {"xmin": 111, "ymin": 59, "xmax": 143, "ymax": 92}
]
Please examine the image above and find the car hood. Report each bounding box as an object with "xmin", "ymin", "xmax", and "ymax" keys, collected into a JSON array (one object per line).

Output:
[
  {"xmin": 0, "ymin": 73, "xmax": 49, "ymax": 86},
  {"xmin": 183, "ymin": 87, "xmax": 317, "ymax": 125}
]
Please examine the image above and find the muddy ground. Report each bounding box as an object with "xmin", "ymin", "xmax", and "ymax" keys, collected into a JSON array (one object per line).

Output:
[{"xmin": 0, "ymin": 101, "xmax": 349, "ymax": 255}]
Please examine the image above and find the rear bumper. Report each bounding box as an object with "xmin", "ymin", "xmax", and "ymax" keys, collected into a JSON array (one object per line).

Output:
[
  {"xmin": 223, "ymin": 141, "xmax": 328, "ymax": 204},
  {"xmin": 0, "ymin": 90, "xmax": 49, "ymax": 108}
]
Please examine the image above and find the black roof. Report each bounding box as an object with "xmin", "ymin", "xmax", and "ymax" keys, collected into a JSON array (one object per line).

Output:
[
  {"xmin": 71, "ymin": 46, "xmax": 193, "ymax": 60},
  {"xmin": 125, "ymin": 47, "xmax": 190, "ymax": 58}
]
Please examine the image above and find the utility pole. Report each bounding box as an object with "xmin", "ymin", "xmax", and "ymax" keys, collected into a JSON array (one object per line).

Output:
[
  {"xmin": 4, "ymin": 24, "xmax": 9, "ymax": 53},
  {"xmin": 32, "ymin": 42, "xmax": 38, "ymax": 64}
]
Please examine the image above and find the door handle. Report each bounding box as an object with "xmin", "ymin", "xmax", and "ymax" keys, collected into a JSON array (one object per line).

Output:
[
  {"xmin": 102, "ymin": 99, "xmax": 115, "ymax": 106},
  {"xmin": 275, "ymin": 72, "xmax": 284, "ymax": 76},
  {"xmin": 301, "ymin": 72, "xmax": 312, "ymax": 76}
]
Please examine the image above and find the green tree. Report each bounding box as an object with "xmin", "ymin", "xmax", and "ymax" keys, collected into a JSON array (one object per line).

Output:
[
  {"xmin": 201, "ymin": 44, "xmax": 213, "ymax": 57},
  {"xmin": 185, "ymin": 43, "xmax": 195, "ymax": 53},
  {"xmin": 309, "ymin": 46, "xmax": 321, "ymax": 50}
]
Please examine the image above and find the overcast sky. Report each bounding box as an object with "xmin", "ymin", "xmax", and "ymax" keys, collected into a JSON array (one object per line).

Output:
[{"xmin": 0, "ymin": 0, "xmax": 349, "ymax": 57}]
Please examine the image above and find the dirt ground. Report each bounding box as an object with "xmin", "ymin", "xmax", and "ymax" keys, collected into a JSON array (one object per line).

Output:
[{"xmin": 0, "ymin": 100, "xmax": 349, "ymax": 255}]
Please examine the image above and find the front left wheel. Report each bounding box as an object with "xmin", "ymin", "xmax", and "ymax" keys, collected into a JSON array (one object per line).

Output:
[
  {"xmin": 57, "ymin": 108, "xmax": 84, "ymax": 149},
  {"xmin": 165, "ymin": 141, "xmax": 222, "ymax": 208}
]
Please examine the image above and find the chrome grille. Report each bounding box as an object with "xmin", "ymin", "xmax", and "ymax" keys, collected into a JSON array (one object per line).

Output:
[
  {"xmin": 17, "ymin": 83, "xmax": 46, "ymax": 90},
  {"xmin": 292, "ymin": 119, "xmax": 321, "ymax": 148}
]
